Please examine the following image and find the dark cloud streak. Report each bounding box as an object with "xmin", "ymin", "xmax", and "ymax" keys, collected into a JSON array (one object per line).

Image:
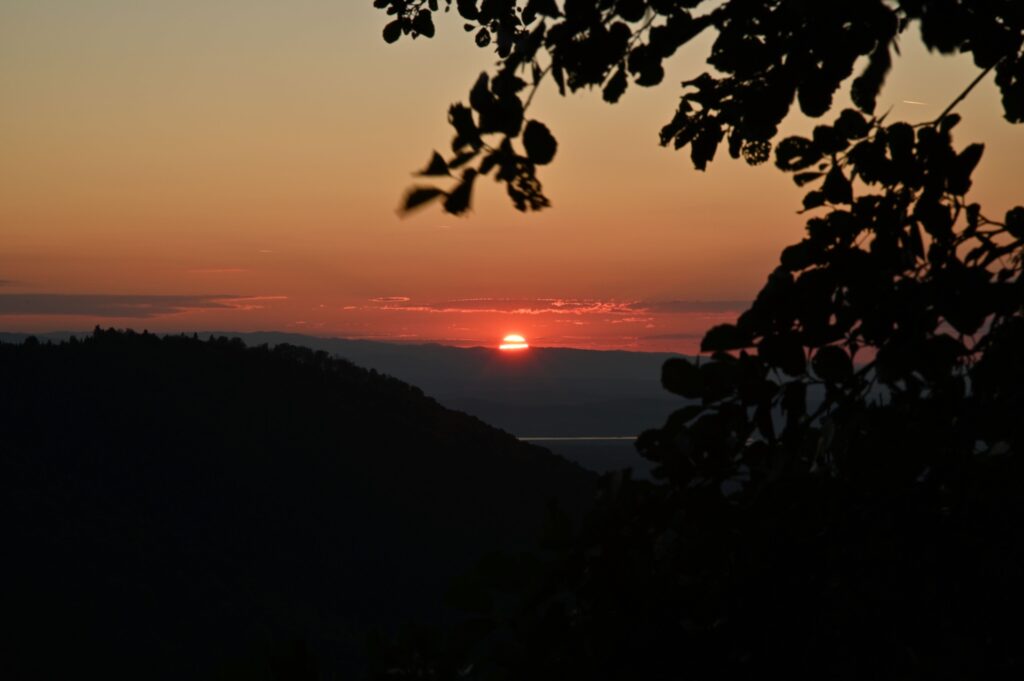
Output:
[
  {"xmin": 369, "ymin": 297, "xmax": 749, "ymax": 317},
  {"xmin": 0, "ymin": 294, "xmax": 267, "ymax": 318},
  {"xmin": 643, "ymin": 332, "xmax": 707, "ymax": 341},
  {"xmin": 639, "ymin": 300, "xmax": 749, "ymax": 313}
]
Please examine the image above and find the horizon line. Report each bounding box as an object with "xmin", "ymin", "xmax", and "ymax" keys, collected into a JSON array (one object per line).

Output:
[{"xmin": 0, "ymin": 328, "xmax": 693, "ymax": 355}]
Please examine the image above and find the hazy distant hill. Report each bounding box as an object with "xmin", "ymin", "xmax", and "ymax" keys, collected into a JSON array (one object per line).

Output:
[
  {"xmin": 0, "ymin": 330, "xmax": 595, "ymax": 678},
  {"xmin": 203, "ymin": 332, "xmax": 689, "ymax": 438}
]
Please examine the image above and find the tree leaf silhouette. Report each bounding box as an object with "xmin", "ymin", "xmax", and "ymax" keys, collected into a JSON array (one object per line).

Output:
[
  {"xmin": 418, "ymin": 152, "xmax": 450, "ymax": 177},
  {"xmin": 443, "ymin": 169, "xmax": 477, "ymax": 214},
  {"xmin": 662, "ymin": 357, "xmax": 702, "ymax": 399},
  {"xmin": 823, "ymin": 165, "xmax": 853, "ymax": 204},
  {"xmin": 701, "ymin": 324, "xmax": 751, "ymax": 352},
  {"xmin": 522, "ymin": 121, "xmax": 557, "ymax": 165},
  {"xmin": 603, "ymin": 68, "xmax": 628, "ymax": 104},
  {"xmin": 812, "ymin": 346, "xmax": 853, "ymax": 383},
  {"xmin": 413, "ymin": 11, "xmax": 435, "ymax": 39},
  {"xmin": 382, "ymin": 20, "xmax": 401, "ymax": 45},
  {"xmin": 403, "ymin": 187, "xmax": 445, "ymax": 212}
]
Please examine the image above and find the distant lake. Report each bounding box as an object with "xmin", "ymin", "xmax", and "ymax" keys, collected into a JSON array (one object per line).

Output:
[{"xmin": 520, "ymin": 436, "xmax": 655, "ymax": 480}]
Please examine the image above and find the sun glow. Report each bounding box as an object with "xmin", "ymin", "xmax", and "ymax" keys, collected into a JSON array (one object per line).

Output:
[{"xmin": 499, "ymin": 334, "xmax": 529, "ymax": 351}]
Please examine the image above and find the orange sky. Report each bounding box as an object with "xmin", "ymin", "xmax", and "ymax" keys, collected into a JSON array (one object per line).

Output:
[{"xmin": 1, "ymin": 1, "xmax": 1021, "ymax": 351}]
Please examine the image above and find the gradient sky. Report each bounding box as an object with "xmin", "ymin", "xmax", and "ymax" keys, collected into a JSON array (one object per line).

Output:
[{"xmin": 2, "ymin": 1, "xmax": 1021, "ymax": 351}]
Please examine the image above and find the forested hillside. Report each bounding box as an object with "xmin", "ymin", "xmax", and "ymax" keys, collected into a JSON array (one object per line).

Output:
[{"xmin": 0, "ymin": 329, "xmax": 595, "ymax": 678}]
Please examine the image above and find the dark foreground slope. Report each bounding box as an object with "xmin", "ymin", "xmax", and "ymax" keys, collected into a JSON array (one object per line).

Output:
[{"xmin": 0, "ymin": 330, "xmax": 595, "ymax": 678}]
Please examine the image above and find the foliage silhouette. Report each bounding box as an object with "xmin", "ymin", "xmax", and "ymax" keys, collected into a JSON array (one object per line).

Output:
[
  {"xmin": 382, "ymin": 0, "xmax": 1024, "ymax": 213},
  {"xmin": 375, "ymin": 1, "xmax": 1024, "ymax": 679},
  {"xmin": 0, "ymin": 329, "xmax": 594, "ymax": 679}
]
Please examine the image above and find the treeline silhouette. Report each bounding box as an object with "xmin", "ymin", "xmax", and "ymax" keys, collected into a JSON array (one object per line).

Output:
[{"xmin": 0, "ymin": 329, "xmax": 595, "ymax": 678}]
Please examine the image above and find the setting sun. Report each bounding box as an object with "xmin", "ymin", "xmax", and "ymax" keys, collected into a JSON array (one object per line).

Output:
[{"xmin": 499, "ymin": 334, "xmax": 529, "ymax": 351}]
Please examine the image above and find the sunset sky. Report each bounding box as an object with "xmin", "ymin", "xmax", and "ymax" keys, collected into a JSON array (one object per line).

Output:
[{"xmin": 2, "ymin": 1, "xmax": 1021, "ymax": 351}]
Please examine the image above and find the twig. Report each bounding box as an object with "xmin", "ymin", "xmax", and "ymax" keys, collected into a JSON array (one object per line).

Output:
[
  {"xmin": 522, "ymin": 62, "xmax": 552, "ymax": 111},
  {"xmin": 931, "ymin": 56, "xmax": 1005, "ymax": 125}
]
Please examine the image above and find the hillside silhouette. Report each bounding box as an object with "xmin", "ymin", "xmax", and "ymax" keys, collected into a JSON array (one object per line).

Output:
[
  {"xmin": 0, "ymin": 330, "xmax": 687, "ymax": 438},
  {"xmin": 0, "ymin": 329, "xmax": 595, "ymax": 678},
  {"xmin": 206, "ymin": 332, "xmax": 686, "ymax": 437}
]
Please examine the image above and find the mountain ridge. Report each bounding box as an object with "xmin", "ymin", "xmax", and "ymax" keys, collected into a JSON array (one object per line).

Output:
[{"xmin": 0, "ymin": 330, "xmax": 691, "ymax": 437}]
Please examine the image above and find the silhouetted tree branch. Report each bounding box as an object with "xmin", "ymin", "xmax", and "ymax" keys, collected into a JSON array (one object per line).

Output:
[{"xmin": 374, "ymin": 2, "xmax": 1024, "ymax": 678}]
